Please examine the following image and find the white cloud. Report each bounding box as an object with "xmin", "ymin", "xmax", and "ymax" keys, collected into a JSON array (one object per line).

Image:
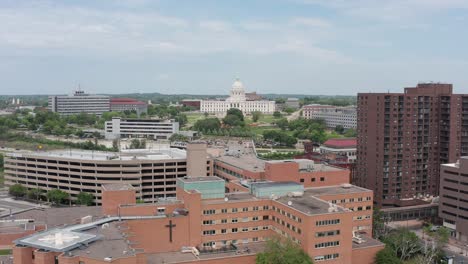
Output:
[
  {"xmin": 290, "ymin": 17, "xmax": 331, "ymax": 27},
  {"xmin": 199, "ymin": 21, "xmax": 231, "ymax": 32}
]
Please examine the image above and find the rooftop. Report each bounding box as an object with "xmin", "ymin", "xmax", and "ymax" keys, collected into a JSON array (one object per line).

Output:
[
  {"xmin": 216, "ymin": 154, "xmax": 265, "ymax": 172},
  {"xmin": 305, "ymin": 185, "xmax": 371, "ymax": 197},
  {"xmin": 17, "ymin": 228, "xmax": 98, "ymax": 252},
  {"xmin": 178, "ymin": 176, "xmax": 224, "ymax": 183},
  {"xmin": 110, "ymin": 98, "xmax": 146, "ymax": 105},
  {"xmin": 102, "ymin": 183, "xmax": 134, "ymax": 191},
  {"xmin": 323, "ymin": 138, "xmax": 357, "ymax": 149},
  {"xmin": 250, "ymin": 181, "xmax": 302, "ymax": 188},
  {"xmin": 352, "ymin": 235, "xmax": 385, "ymax": 249},
  {"xmin": 7, "ymin": 148, "xmax": 187, "ymax": 161},
  {"xmin": 276, "ymin": 193, "xmax": 345, "ymax": 216}
]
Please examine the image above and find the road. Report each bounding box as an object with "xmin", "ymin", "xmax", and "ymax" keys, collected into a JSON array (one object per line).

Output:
[
  {"xmin": 287, "ymin": 109, "xmax": 302, "ymax": 121},
  {"xmin": 0, "ymin": 189, "xmax": 46, "ymax": 217}
]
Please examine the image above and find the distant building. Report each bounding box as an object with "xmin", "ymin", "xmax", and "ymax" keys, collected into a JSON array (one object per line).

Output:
[
  {"xmin": 303, "ymin": 104, "xmax": 357, "ymax": 129},
  {"xmin": 439, "ymin": 157, "xmax": 468, "ymax": 242},
  {"xmin": 200, "ymin": 79, "xmax": 275, "ymax": 115},
  {"xmin": 105, "ymin": 117, "xmax": 179, "ymax": 140},
  {"xmin": 180, "ymin": 99, "xmax": 201, "ymax": 110},
  {"xmin": 285, "ymin": 98, "xmax": 300, "ymax": 109},
  {"xmin": 48, "ymin": 90, "xmax": 110, "ymax": 116},
  {"xmin": 245, "ymin": 92, "xmax": 264, "ymax": 101},
  {"xmin": 110, "ymin": 98, "xmax": 147, "ymax": 115},
  {"xmin": 320, "ymin": 138, "xmax": 357, "ymax": 163}
]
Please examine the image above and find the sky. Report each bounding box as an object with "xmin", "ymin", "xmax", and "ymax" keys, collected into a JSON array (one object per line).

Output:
[{"xmin": 1, "ymin": 0, "xmax": 468, "ymax": 95}]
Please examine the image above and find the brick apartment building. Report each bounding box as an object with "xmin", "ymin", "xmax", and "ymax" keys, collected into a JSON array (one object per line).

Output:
[
  {"xmin": 356, "ymin": 83, "xmax": 468, "ymax": 207},
  {"xmin": 9, "ymin": 176, "xmax": 383, "ymax": 264},
  {"xmin": 439, "ymin": 157, "xmax": 468, "ymax": 242}
]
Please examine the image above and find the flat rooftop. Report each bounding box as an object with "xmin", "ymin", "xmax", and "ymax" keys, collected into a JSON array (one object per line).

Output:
[
  {"xmin": 352, "ymin": 235, "xmax": 385, "ymax": 249},
  {"xmin": 305, "ymin": 185, "xmax": 372, "ymax": 197},
  {"xmin": 7, "ymin": 148, "xmax": 187, "ymax": 161},
  {"xmin": 102, "ymin": 183, "xmax": 134, "ymax": 191},
  {"xmin": 1, "ymin": 206, "xmax": 103, "ymax": 227},
  {"xmin": 276, "ymin": 193, "xmax": 346, "ymax": 216},
  {"xmin": 251, "ymin": 181, "xmax": 302, "ymax": 188},
  {"xmin": 178, "ymin": 176, "xmax": 224, "ymax": 183},
  {"xmin": 215, "ymin": 154, "xmax": 265, "ymax": 172}
]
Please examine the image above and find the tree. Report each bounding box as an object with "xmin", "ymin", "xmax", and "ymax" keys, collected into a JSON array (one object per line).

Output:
[
  {"xmin": 0, "ymin": 153, "xmax": 3, "ymax": 169},
  {"xmin": 27, "ymin": 188, "xmax": 43, "ymax": 201},
  {"xmin": 9, "ymin": 184, "xmax": 27, "ymax": 198},
  {"xmin": 193, "ymin": 118, "xmax": 221, "ymax": 132},
  {"xmin": 129, "ymin": 139, "xmax": 146, "ymax": 149},
  {"xmin": 76, "ymin": 192, "xmax": 94, "ymax": 206},
  {"xmin": 375, "ymin": 247, "xmax": 402, "ymax": 264},
  {"xmin": 251, "ymin": 111, "xmax": 262, "ymax": 122},
  {"xmin": 112, "ymin": 139, "xmax": 119, "ymax": 152},
  {"xmin": 226, "ymin": 108, "xmax": 244, "ymax": 121},
  {"xmin": 256, "ymin": 237, "xmax": 313, "ymax": 264},
  {"xmin": 223, "ymin": 114, "xmax": 244, "ymax": 127},
  {"xmin": 169, "ymin": 133, "xmax": 189, "ymax": 142},
  {"xmin": 273, "ymin": 111, "xmax": 282, "ymax": 118},
  {"xmin": 284, "ymin": 107, "xmax": 295, "ymax": 114},
  {"xmin": 175, "ymin": 114, "xmax": 188, "ymax": 127},
  {"xmin": 47, "ymin": 189, "xmax": 69, "ymax": 205},
  {"xmin": 203, "ymin": 112, "xmax": 209, "ymax": 118},
  {"xmin": 383, "ymin": 228, "xmax": 421, "ymax": 261},
  {"xmin": 335, "ymin": 125, "xmax": 345, "ymax": 134},
  {"xmin": 373, "ymin": 208, "xmax": 387, "ymax": 239},
  {"xmin": 344, "ymin": 128, "xmax": 357, "ymax": 137},
  {"xmin": 275, "ymin": 118, "xmax": 289, "ymax": 130}
]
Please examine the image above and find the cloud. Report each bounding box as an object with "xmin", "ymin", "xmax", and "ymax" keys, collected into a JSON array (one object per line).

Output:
[
  {"xmin": 290, "ymin": 17, "xmax": 331, "ymax": 27},
  {"xmin": 199, "ymin": 20, "xmax": 231, "ymax": 32}
]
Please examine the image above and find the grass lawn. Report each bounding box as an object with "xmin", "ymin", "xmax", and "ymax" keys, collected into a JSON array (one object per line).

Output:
[
  {"xmin": 245, "ymin": 114, "xmax": 281, "ymax": 125},
  {"xmin": 0, "ymin": 249, "xmax": 12, "ymax": 255},
  {"xmin": 185, "ymin": 112, "xmax": 206, "ymax": 127}
]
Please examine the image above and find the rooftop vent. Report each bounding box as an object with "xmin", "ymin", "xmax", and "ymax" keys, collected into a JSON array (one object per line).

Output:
[{"xmin": 341, "ymin": 183, "xmax": 352, "ymax": 189}]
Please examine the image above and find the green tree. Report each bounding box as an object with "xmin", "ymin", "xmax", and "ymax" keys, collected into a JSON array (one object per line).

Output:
[
  {"xmin": 375, "ymin": 247, "xmax": 402, "ymax": 264},
  {"xmin": 47, "ymin": 189, "xmax": 69, "ymax": 205},
  {"xmin": 251, "ymin": 111, "xmax": 262, "ymax": 122},
  {"xmin": 284, "ymin": 107, "xmax": 295, "ymax": 114},
  {"xmin": 226, "ymin": 108, "xmax": 244, "ymax": 121},
  {"xmin": 344, "ymin": 128, "xmax": 357, "ymax": 137},
  {"xmin": 129, "ymin": 139, "xmax": 146, "ymax": 149},
  {"xmin": 223, "ymin": 114, "xmax": 244, "ymax": 127},
  {"xmin": 175, "ymin": 114, "xmax": 188, "ymax": 127},
  {"xmin": 9, "ymin": 184, "xmax": 27, "ymax": 198},
  {"xmin": 275, "ymin": 118, "xmax": 289, "ymax": 130},
  {"xmin": 0, "ymin": 153, "xmax": 3, "ymax": 169},
  {"xmin": 27, "ymin": 188, "xmax": 43, "ymax": 201},
  {"xmin": 373, "ymin": 208, "xmax": 387, "ymax": 239},
  {"xmin": 335, "ymin": 125, "xmax": 345, "ymax": 134},
  {"xmin": 256, "ymin": 237, "xmax": 313, "ymax": 264},
  {"xmin": 193, "ymin": 118, "xmax": 221, "ymax": 132},
  {"xmin": 383, "ymin": 228, "xmax": 421, "ymax": 261},
  {"xmin": 273, "ymin": 111, "xmax": 282, "ymax": 118},
  {"xmin": 76, "ymin": 192, "xmax": 94, "ymax": 206},
  {"xmin": 169, "ymin": 133, "xmax": 189, "ymax": 142}
]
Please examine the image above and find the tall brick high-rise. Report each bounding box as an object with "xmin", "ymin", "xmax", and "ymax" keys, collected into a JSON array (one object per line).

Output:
[{"xmin": 355, "ymin": 83, "xmax": 468, "ymax": 207}]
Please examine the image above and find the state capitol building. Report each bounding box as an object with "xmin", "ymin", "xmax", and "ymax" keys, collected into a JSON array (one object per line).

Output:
[{"xmin": 200, "ymin": 79, "xmax": 276, "ymax": 115}]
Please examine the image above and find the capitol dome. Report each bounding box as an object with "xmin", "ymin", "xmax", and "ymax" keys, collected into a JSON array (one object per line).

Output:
[{"xmin": 232, "ymin": 78, "xmax": 244, "ymax": 92}]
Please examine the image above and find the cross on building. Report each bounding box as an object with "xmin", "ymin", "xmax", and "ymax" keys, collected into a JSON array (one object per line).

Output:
[{"xmin": 165, "ymin": 220, "xmax": 176, "ymax": 243}]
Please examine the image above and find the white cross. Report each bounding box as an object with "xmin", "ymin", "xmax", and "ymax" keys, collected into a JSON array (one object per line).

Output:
[{"xmin": 38, "ymin": 232, "xmax": 80, "ymax": 247}]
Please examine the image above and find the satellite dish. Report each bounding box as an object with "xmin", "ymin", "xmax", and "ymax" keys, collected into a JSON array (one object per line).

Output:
[
  {"xmin": 287, "ymin": 201, "xmax": 292, "ymax": 206},
  {"xmin": 224, "ymin": 197, "xmax": 229, "ymax": 202}
]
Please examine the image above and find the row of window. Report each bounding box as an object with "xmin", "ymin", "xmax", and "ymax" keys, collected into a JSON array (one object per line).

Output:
[
  {"xmin": 316, "ymin": 230, "xmax": 340, "ymax": 238},
  {"xmin": 203, "ymin": 205, "xmax": 269, "ymax": 215},
  {"xmin": 272, "ymin": 215, "xmax": 302, "ymax": 235},
  {"xmin": 315, "ymin": 241, "xmax": 340, "ymax": 249},
  {"xmin": 330, "ymin": 196, "xmax": 372, "ymax": 204},
  {"xmin": 201, "ymin": 237, "xmax": 261, "ymax": 248},
  {"xmin": 202, "ymin": 226, "xmax": 270, "ymax": 235},
  {"xmin": 272, "ymin": 206, "xmax": 302, "ymax": 223},
  {"xmin": 202, "ymin": 216, "xmax": 266, "ymax": 225},
  {"xmin": 314, "ymin": 253, "xmax": 340, "ymax": 262},
  {"xmin": 316, "ymin": 219, "xmax": 340, "ymax": 226}
]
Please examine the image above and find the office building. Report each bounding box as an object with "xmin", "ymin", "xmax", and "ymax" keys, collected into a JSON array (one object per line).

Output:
[
  {"xmin": 285, "ymin": 98, "xmax": 300, "ymax": 109},
  {"xmin": 356, "ymin": 83, "xmax": 468, "ymax": 207},
  {"xmin": 105, "ymin": 117, "xmax": 179, "ymax": 140},
  {"xmin": 303, "ymin": 105, "xmax": 357, "ymax": 129},
  {"xmin": 10, "ymin": 175, "xmax": 383, "ymax": 264},
  {"xmin": 200, "ymin": 79, "xmax": 275, "ymax": 115},
  {"xmin": 320, "ymin": 138, "xmax": 357, "ymax": 163},
  {"xmin": 110, "ymin": 98, "xmax": 148, "ymax": 115},
  {"xmin": 439, "ymin": 157, "xmax": 468, "ymax": 242},
  {"xmin": 48, "ymin": 90, "xmax": 110, "ymax": 116},
  {"xmin": 4, "ymin": 145, "xmax": 212, "ymax": 204}
]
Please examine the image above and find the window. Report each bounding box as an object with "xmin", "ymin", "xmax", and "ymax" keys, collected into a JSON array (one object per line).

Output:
[
  {"xmin": 203, "ymin": 220, "xmax": 214, "ymax": 225},
  {"xmin": 203, "ymin": 230, "xmax": 216, "ymax": 235},
  {"xmin": 263, "ymin": 215, "xmax": 269, "ymax": 220},
  {"xmin": 243, "ymin": 207, "xmax": 249, "ymax": 212},
  {"xmin": 232, "ymin": 218, "xmax": 238, "ymax": 223},
  {"xmin": 232, "ymin": 208, "xmax": 238, "ymax": 213},
  {"xmin": 263, "ymin": 205, "xmax": 269, "ymax": 210},
  {"xmin": 203, "ymin": 209, "xmax": 215, "ymax": 215},
  {"xmin": 300, "ymin": 178, "xmax": 304, "ymax": 183},
  {"xmin": 242, "ymin": 217, "xmax": 249, "ymax": 222},
  {"xmin": 253, "ymin": 216, "xmax": 259, "ymax": 221},
  {"xmin": 252, "ymin": 227, "xmax": 259, "ymax": 231},
  {"xmin": 316, "ymin": 230, "xmax": 340, "ymax": 237},
  {"xmin": 253, "ymin": 237, "xmax": 259, "ymax": 242},
  {"xmin": 320, "ymin": 177, "xmax": 325, "ymax": 182},
  {"xmin": 314, "ymin": 253, "xmax": 339, "ymax": 262},
  {"xmin": 311, "ymin": 178, "xmax": 316, "ymax": 182},
  {"xmin": 221, "ymin": 229, "xmax": 227, "ymax": 234},
  {"xmin": 253, "ymin": 206, "xmax": 259, "ymax": 211},
  {"xmin": 221, "ymin": 219, "xmax": 227, "ymax": 224},
  {"xmin": 242, "ymin": 227, "xmax": 249, "ymax": 232},
  {"xmin": 232, "ymin": 228, "xmax": 238, "ymax": 233},
  {"xmin": 316, "ymin": 219, "xmax": 340, "ymax": 226},
  {"xmin": 221, "ymin": 209, "xmax": 227, "ymax": 213},
  {"xmin": 315, "ymin": 241, "xmax": 340, "ymax": 249}
]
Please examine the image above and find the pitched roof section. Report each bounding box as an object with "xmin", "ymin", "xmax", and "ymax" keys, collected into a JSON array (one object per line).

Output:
[{"xmin": 323, "ymin": 138, "xmax": 357, "ymax": 149}]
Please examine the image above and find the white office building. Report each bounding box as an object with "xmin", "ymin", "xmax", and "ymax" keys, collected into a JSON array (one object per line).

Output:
[
  {"xmin": 48, "ymin": 90, "xmax": 110, "ymax": 116},
  {"xmin": 200, "ymin": 79, "xmax": 275, "ymax": 115},
  {"xmin": 105, "ymin": 117, "xmax": 179, "ymax": 140},
  {"xmin": 302, "ymin": 104, "xmax": 357, "ymax": 129}
]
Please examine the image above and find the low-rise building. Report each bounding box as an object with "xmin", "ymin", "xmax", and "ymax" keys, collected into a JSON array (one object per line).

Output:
[
  {"xmin": 110, "ymin": 98, "xmax": 148, "ymax": 115},
  {"xmin": 320, "ymin": 138, "xmax": 357, "ymax": 163},
  {"xmin": 303, "ymin": 104, "xmax": 357, "ymax": 129},
  {"xmin": 439, "ymin": 157, "xmax": 468, "ymax": 242},
  {"xmin": 4, "ymin": 144, "xmax": 212, "ymax": 204},
  {"xmin": 285, "ymin": 98, "xmax": 300, "ymax": 109},
  {"xmin": 10, "ymin": 176, "xmax": 383, "ymax": 264},
  {"xmin": 105, "ymin": 117, "xmax": 179, "ymax": 140},
  {"xmin": 48, "ymin": 90, "xmax": 110, "ymax": 116}
]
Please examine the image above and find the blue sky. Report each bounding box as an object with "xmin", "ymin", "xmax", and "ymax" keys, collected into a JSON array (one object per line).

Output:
[{"xmin": 1, "ymin": 0, "xmax": 467, "ymax": 95}]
